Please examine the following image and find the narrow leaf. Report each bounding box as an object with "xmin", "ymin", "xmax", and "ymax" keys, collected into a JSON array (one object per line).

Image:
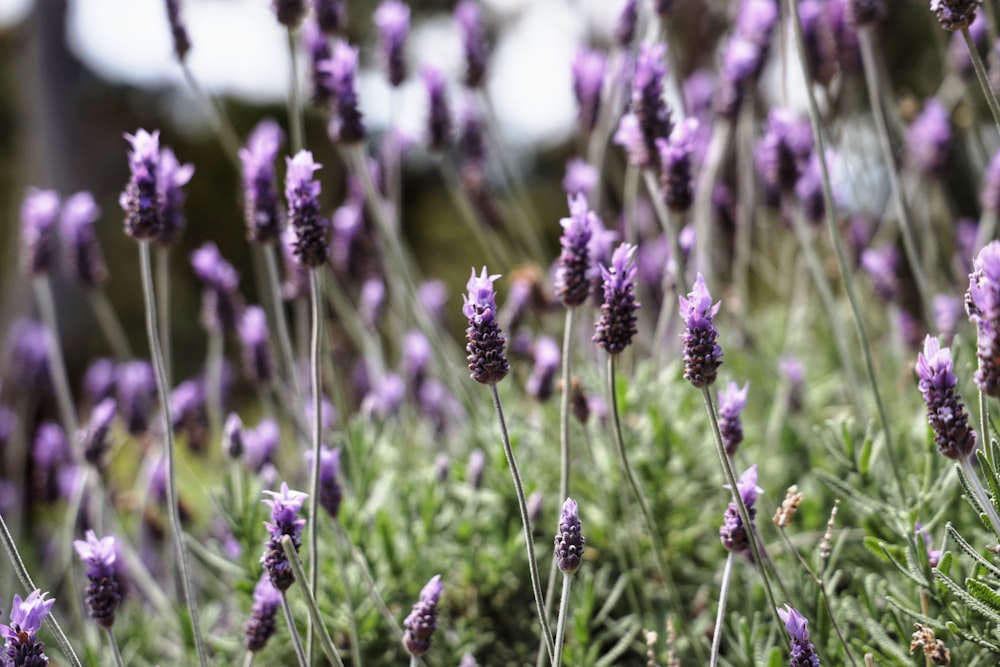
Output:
[{"xmin": 946, "ymin": 523, "xmax": 1000, "ymax": 578}]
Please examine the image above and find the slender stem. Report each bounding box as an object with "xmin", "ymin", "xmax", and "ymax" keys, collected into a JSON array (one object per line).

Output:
[
  {"xmin": 0, "ymin": 513, "xmax": 82, "ymax": 667},
  {"xmin": 641, "ymin": 170, "xmax": 689, "ymax": 294},
  {"xmin": 156, "ymin": 247, "xmax": 173, "ymax": 386},
  {"xmin": 410, "ymin": 657, "xmax": 419, "ymax": 667},
  {"xmin": 700, "ymin": 387, "xmax": 784, "ymax": 635},
  {"xmin": 980, "ymin": 387, "xmax": 992, "ymax": 471},
  {"xmin": 692, "ymin": 122, "xmax": 732, "ymax": 286},
  {"xmin": 963, "ymin": 27, "xmax": 1000, "ymax": 136},
  {"xmin": 138, "ymin": 241, "xmax": 209, "ymax": 667},
  {"xmin": 263, "ymin": 245, "xmax": 304, "ymax": 402},
  {"xmin": 87, "ymin": 289, "xmax": 133, "ymax": 360},
  {"xmin": 307, "ymin": 269, "xmax": 324, "ymax": 660},
  {"xmin": 206, "ymin": 330, "xmax": 224, "ymax": 438},
  {"xmin": 281, "ymin": 591, "xmax": 310, "ymax": 667},
  {"xmin": 243, "ymin": 651, "xmax": 255, "ymax": 667},
  {"xmin": 180, "ymin": 63, "xmax": 242, "ymax": 166},
  {"xmin": 33, "ymin": 277, "xmax": 79, "ymax": 446},
  {"xmin": 709, "ymin": 552, "xmax": 734, "ymax": 667},
  {"xmin": 787, "ymin": 1, "xmax": 906, "ymax": 503},
  {"xmin": 624, "ymin": 165, "xmax": 639, "ymax": 245},
  {"xmin": 857, "ymin": 27, "xmax": 934, "ymax": 323},
  {"xmin": 488, "ymin": 382, "xmax": 555, "ymax": 663},
  {"xmin": 553, "ymin": 574, "xmax": 573, "ymax": 667},
  {"xmin": 283, "ymin": 535, "xmax": 348, "ymax": 667},
  {"xmin": 959, "ymin": 455, "xmax": 1000, "ymax": 537},
  {"xmin": 334, "ymin": 523, "xmax": 364, "ymax": 667},
  {"xmin": 287, "ymin": 28, "xmax": 305, "ymax": 154},
  {"xmin": 105, "ymin": 628, "xmax": 125, "ymax": 667}
]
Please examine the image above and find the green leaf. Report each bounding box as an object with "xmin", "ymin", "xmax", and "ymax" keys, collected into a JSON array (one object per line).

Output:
[
  {"xmin": 858, "ymin": 432, "xmax": 874, "ymax": 476},
  {"xmin": 884, "ymin": 595, "xmax": 943, "ymax": 628},
  {"xmin": 946, "ymin": 620, "xmax": 1000, "ymax": 653},
  {"xmin": 933, "ymin": 570, "xmax": 1000, "ymax": 625},
  {"xmin": 815, "ymin": 470, "xmax": 891, "ymax": 515},
  {"xmin": 945, "ymin": 523, "xmax": 1000, "ymax": 578},
  {"xmin": 967, "ymin": 578, "xmax": 1000, "ymax": 615}
]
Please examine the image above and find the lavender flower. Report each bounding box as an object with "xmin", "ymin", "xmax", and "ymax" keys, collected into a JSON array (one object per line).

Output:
[
  {"xmin": 556, "ymin": 194, "xmax": 595, "ymax": 308},
  {"xmin": 0, "ymin": 590, "xmax": 55, "ymax": 666},
  {"xmin": 915, "ymin": 522, "xmax": 943, "ymax": 568},
  {"xmin": 715, "ymin": 36, "xmax": 763, "ymax": 119},
  {"xmin": 61, "ymin": 191, "xmax": 109, "ymax": 288},
  {"xmin": 359, "ymin": 277, "xmax": 387, "ymax": 331},
  {"xmin": 84, "ymin": 358, "xmax": 117, "ymax": 407},
  {"xmin": 5, "ymin": 319, "xmax": 51, "ymax": 394},
  {"xmin": 614, "ymin": 113, "xmax": 652, "ymax": 169},
  {"xmin": 594, "ymin": 243, "xmax": 640, "ymax": 354},
  {"xmin": 756, "ymin": 109, "xmax": 814, "ymax": 195},
  {"xmin": 930, "ymin": 0, "xmax": 980, "ymax": 31},
  {"xmin": 422, "ymin": 66, "xmax": 453, "ymax": 152},
  {"xmin": 20, "ymin": 188, "xmax": 60, "ymax": 275},
  {"xmin": 117, "ymin": 360, "xmax": 157, "ymax": 435},
  {"xmin": 656, "ymin": 117, "xmax": 699, "ymax": 212},
  {"xmin": 260, "ymin": 482, "xmax": 309, "ymax": 590},
  {"xmin": 403, "ymin": 330, "xmax": 432, "ymax": 394},
  {"xmin": 916, "ymin": 335, "xmax": 977, "ymax": 459},
  {"xmin": 845, "ymin": 0, "xmax": 887, "ymax": 25},
  {"xmin": 244, "ymin": 574, "xmax": 282, "ymax": 652},
  {"xmin": 614, "ymin": 0, "xmax": 639, "ymax": 46},
  {"xmin": 244, "ymin": 418, "xmax": 281, "ymax": 473},
  {"xmin": 303, "ymin": 20, "xmax": 334, "ymax": 103},
  {"xmin": 907, "ymin": 99, "xmax": 952, "ymax": 179},
  {"xmin": 948, "ymin": 11, "xmax": 987, "ymax": 75},
  {"xmin": 403, "ymin": 575, "xmax": 443, "ymax": 656},
  {"xmin": 313, "ymin": 0, "xmax": 346, "ymax": 34},
  {"xmin": 272, "ymin": 0, "xmax": 305, "ymax": 27},
  {"xmin": 777, "ymin": 605, "xmax": 821, "ymax": 666},
  {"xmin": 934, "ymin": 294, "xmax": 962, "ymax": 343},
  {"xmin": 458, "ymin": 102, "xmax": 486, "ymax": 169},
  {"xmin": 240, "ymin": 120, "xmax": 285, "ymax": 244},
  {"xmin": 308, "ymin": 445, "xmax": 343, "ymax": 518},
  {"xmin": 33, "ymin": 421, "xmax": 69, "ymax": 503},
  {"xmin": 526, "ymin": 336, "xmax": 560, "ymax": 402},
  {"xmin": 324, "ymin": 40, "xmax": 366, "ymax": 144},
  {"xmin": 861, "ymin": 245, "xmax": 900, "ymax": 302},
  {"xmin": 680, "ymin": 273, "xmax": 723, "ymax": 388},
  {"xmin": 563, "ymin": 158, "xmax": 598, "ymax": 196},
  {"xmin": 798, "ymin": 0, "xmax": 838, "ymax": 85},
  {"xmin": 120, "ymin": 129, "xmax": 162, "ymax": 240},
  {"xmin": 164, "ymin": 0, "xmax": 191, "ymax": 61},
  {"xmin": 223, "ymin": 413, "xmax": 244, "ymax": 459},
  {"xmin": 967, "ymin": 241, "xmax": 1000, "ymax": 396},
  {"xmin": 572, "ymin": 49, "xmax": 606, "ymax": 134},
  {"xmin": 718, "ymin": 381, "xmax": 749, "ymax": 456},
  {"xmin": 780, "ymin": 355, "xmax": 806, "ymax": 412},
  {"xmin": 554, "ymin": 497, "xmax": 585, "ymax": 575},
  {"xmin": 375, "ymin": 0, "xmax": 410, "ymax": 87},
  {"xmin": 74, "ymin": 530, "xmax": 125, "ymax": 628},
  {"xmin": 719, "ymin": 464, "xmax": 761, "ymax": 558},
  {"xmin": 155, "ymin": 146, "xmax": 194, "ymax": 246},
  {"xmin": 82, "ymin": 398, "xmax": 117, "ymax": 466},
  {"xmin": 238, "ymin": 306, "xmax": 275, "ymax": 387},
  {"xmin": 467, "ymin": 448, "xmax": 486, "ymax": 489},
  {"xmin": 982, "ymin": 150, "xmax": 1000, "ymax": 216},
  {"xmin": 170, "ymin": 378, "xmax": 210, "ymax": 453},
  {"xmin": 795, "ymin": 150, "xmax": 829, "ymax": 224},
  {"xmin": 631, "ymin": 44, "xmax": 673, "ymax": 170},
  {"xmin": 456, "ymin": 1, "xmax": 488, "ymax": 88},
  {"xmin": 464, "ymin": 267, "xmax": 510, "ymax": 384},
  {"xmin": 285, "ymin": 150, "xmax": 328, "ymax": 268},
  {"xmin": 191, "ymin": 242, "xmax": 245, "ymax": 333}
]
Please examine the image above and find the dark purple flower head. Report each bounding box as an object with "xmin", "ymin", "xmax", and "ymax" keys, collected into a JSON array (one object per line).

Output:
[
  {"xmin": 313, "ymin": 0, "xmax": 346, "ymax": 34},
  {"xmin": 948, "ymin": 11, "xmax": 987, "ymax": 75},
  {"xmin": 33, "ymin": 421, "xmax": 68, "ymax": 503},
  {"xmin": 631, "ymin": 44, "xmax": 673, "ymax": 170},
  {"xmin": 245, "ymin": 574, "xmax": 282, "ymax": 652},
  {"xmin": 20, "ymin": 188, "xmax": 60, "ymax": 275},
  {"xmin": 756, "ymin": 109, "xmax": 814, "ymax": 194},
  {"xmin": 191, "ymin": 242, "xmax": 245, "ymax": 333},
  {"xmin": 244, "ymin": 418, "xmax": 281, "ymax": 473},
  {"xmin": 170, "ymin": 378, "xmax": 210, "ymax": 452},
  {"xmin": 907, "ymin": 99, "xmax": 952, "ymax": 178},
  {"xmin": 261, "ymin": 482, "xmax": 309, "ymax": 590},
  {"xmin": 223, "ymin": 413, "xmax": 244, "ymax": 459},
  {"xmin": 467, "ymin": 448, "xmax": 486, "ymax": 489},
  {"xmin": 375, "ymin": 0, "xmax": 410, "ymax": 87},
  {"xmin": 967, "ymin": 241, "xmax": 1000, "ymax": 395},
  {"xmin": 594, "ymin": 243, "xmax": 640, "ymax": 354},
  {"xmin": 613, "ymin": 0, "xmax": 639, "ymax": 46},
  {"xmin": 403, "ymin": 330, "xmax": 432, "ymax": 393},
  {"xmin": 572, "ymin": 49, "xmax": 606, "ymax": 134},
  {"xmin": 777, "ymin": 605, "xmax": 821, "ymax": 666},
  {"xmin": 116, "ymin": 360, "xmax": 157, "ymax": 436},
  {"xmin": 719, "ymin": 464, "xmax": 761, "ymax": 557},
  {"xmin": 613, "ymin": 113, "xmax": 651, "ymax": 168},
  {"xmin": 915, "ymin": 522, "xmax": 943, "ymax": 568},
  {"xmin": 121, "ymin": 129, "xmax": 162, "ymax": 240},
  {"xmin": 238, "ymin": 306, "xmax": 275, "ymax": 387},
  {"xmin": 845, "ymin": 0, "xmax": 887, "ymax": 25},
  {"xmin": 364, "ymin": 372, "xmax": 406, "ymax": 418},
  {"xmin": 930, "ymin": 0, "xmax": 980, "ymax": 31},
  {"xmin": 464, "ymin": 267, "xmax": 509, "ymax": 384},
  {"xmin": 422, "ymin": 66, "xmax": 453, "ymax": 152},
  {"xmin": 861, "ymin": 245, "xmax": 900, "ymax": 302},
  {"xmin": 656, "ymin": 117, "xmax": 699, "ymax": 212},
  {"xmin": 795, "ymin": 149, "xmax": 829, "ymax": 224},
  {"xmin": 403, "ymin": 575, "xmax": 443, "ymax": 656},
  {"xmin": 1, "ymin": 589, "xmax": 54, "ymax": 666},
  {"xmin": 6, "ymin": 319, "xmax": 52, "ymax": 396},
  {"xmin": 285, "ymin": 150, "xmax": 328, "ymax": 268},
  {"xmin": 715, "ymin": 36, "xmax": 762, "ymax": 118},
  {"xmin": 934, "ymin": 294, "xmax": 962, "ymax": 343},
  {"xmin": 456, "ymin": 1, "xmax": 488, "ymax": 88},
  {"xmin": 303, "ymin": 20, "xmax": 335, "ymax": 103},
  {"xmin": 557, "ymin": 194, "xmax": 596, "ymax": 308},
  {"xmin": 61, "ymin": 191, "xmax": 109, "ymax": 288},
  {"xmin": 82, "ymin": 398, "xmax": 117, "ymax": 466},
  {"xmin": 74, "ymin": 530, "xmax": 124, "ymax": 628},
  {"xmin": 156, "ymin": 147, "xmax": 194, "ymax": 246},
  {"xmin": 554, "ymin": 497, "xmax": 585, "ymax": 575},
  {"xmin": 718, "ymin": 381, "xmax": 749, "ymax": 456},
  {"xmin": 828, "ymin": 0, "xmax": 862, "ymax": 71},
  {"xmin": 306, "ymin": 445, "xmax": 342, "ymax": 518},
  {"xmin": 526, "ymin": 336, "xmax": 560, "ymax": 402},
  {"xmin": 797, "ymin": 0, "xmax": 838, "ymax": 85},
  {"xmin": 164, "ymin": 0, "xmax": 191, "ymax": 61},
  {"xmin": 272, "ymin": 0, "xmax": 305, "ymax": 27},
  {"xmin": 83, "ymin": 358, "xmax": 117, "ymax": 408},
  {"xmin": 458, "ymin": 101, "xmax": 486, "ymax": 168},
  {"xmin": 563, "ymin": 158, "xmax": 598, "ymax": 196},
  {"xmin": 240, "ymin": 120, "xmax": 285, "ymax": 244},
  {"xmin": 323, "ymin": 41, "xmax": 366, "ymax": 144},
  {"xmin": 916, "ymin": 335, "xmax": 977, "ymax": 459},
  {"xmin": 680, "ymin": 273, "xmax": 723, "ymax": 388},
  {"xmin": 982, "ymin": 150, "xmax": 1000, "ymax": 215}
]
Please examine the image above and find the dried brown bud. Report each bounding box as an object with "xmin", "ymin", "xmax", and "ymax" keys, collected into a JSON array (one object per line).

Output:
[
  {"xmin": 819, "ymin": 499, "xmax": 839, "ymax": 562},
  {"xmin": 773, "ymin": 484, "xmax": 804, "ymax": 528},
  {"xmin": 910, "ymin": 623, "xmax": 951, "ymax": 665}
]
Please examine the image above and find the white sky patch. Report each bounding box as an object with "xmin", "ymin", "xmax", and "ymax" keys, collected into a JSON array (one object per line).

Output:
[{"xmin": 0, "ymin": 0, "xmax": 32, "ymax": 29}]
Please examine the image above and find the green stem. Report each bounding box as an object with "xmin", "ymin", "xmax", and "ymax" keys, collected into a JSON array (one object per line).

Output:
[
  {"xmin": 87, "ymin": 289, "xmax": 133, "ymax": 360},
  {"xmin": 33, "ymin": 277, "xmax": 79, "ymax": 445},
  {"xmin": 692, "ymin": 121, "xmax": 732, "ymax": 286},
  {"xmin": 307, "ymin": 269, "xmax": 324, "ymax": 660},
  {"xmin": 243, "ymin": 651, "xmax": 255, "ymax": 667},
  {"xmin": 263, "ymin": 244, "xmax": 303, "ymax": 403},
  {"xmin": 959, "ymin": 455, "xmax": 1000, "ymax": 537},
  {"xmin": 553, "ymin": 574, "xmax": 573, "ymax": 667},
  {"xmin": 709, "ymin": 552, "xmax": 734, "ymax": 667},
  {"xmin": 641, "ymin": 169, "xmax": 689, "ymax": 294},
  {"xmin": 488, "ymin": 382, "xmax": 555, "ymax": 663},
  {"xmin": 287, "ymin": 28, "xmax": 305, "ymax": 154},
  {"xmin": 138, "ymin": 241, "xmax": 209, "ymax": 667},
  {"xmin": 206, "ymin": 330, "xmax": 224, "ymax": 439},
  {"xmin": 963, "ymin": 26, "xmax": 1000, "ymax": 136},
  {"xmin": 106, "ymin": 628, "xmax": 125, "ymax": 667},
  {"xmin": 281, "ymin": 591, "xmax": 310, "ymax": 667},
  {"xmin": 156, "ymin": 246, "xmax": 173, "ymax": 386},
  {"xmin": 179, "ymin": 63, "xmax": 242, "ymax": 167},
  {"xmin": 980, "ymin": 387, "xmax": 992, "ymax": 471},
  {"xmin": 282, "ymin": 535, "xmax": 348, "ymax": 667}
]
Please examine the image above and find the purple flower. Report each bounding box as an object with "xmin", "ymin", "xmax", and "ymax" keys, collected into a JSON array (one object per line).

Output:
[
  {"xmin": 61, "ymin": 191, "xmax": 109, "ymax": 288},
  {"xmin": 845, "ymin": 0, "xmax": 887, "ymax": 25},
  {"xmin": 357, "ymin": 278, "xmax": 386, "ymax": 332},
  {"xmin": 20, "ymin": 188, "xmax": 60, "ymax": 275},
  {"xmin": 930, "ymin": 0, "xmax": 979, "ymax": 31},
  {"xmin": 422, "ymin": 66, "xmax": 453, "ymax": 152},
  {"xmin": 594, "ymin": 243, "xmax": 640, "ymax": 354},
  {"xmin": 613, "ymin": 0, "xmax": 639, "ymax": 46},
  {"xmin": 244, "ymin": 418, "xmax": 281, "ymax": 473},
  {"xmin": 84, "ymin": 358, "xmax": 117, "ymax": 407},
  {"xmin": 272, "ymin": 0, "xmax": 305, "ymax": 27},
  {"xmin": 556, "ymin": 194, "xmax": 595, "ymax": 308},
  {"xmin": 613, "ymin": 113, "xmax": 650, "ymax": 169},
  {"xmin": 458, "ymin": 101, "xmax": 486, "ymax": 168},
  {"xmin": 323, "ymin": 40, "xmax": 366, "ymax": 144},
  {"xmin": 156, "ymin": 146, "xmax": 194, "ymax": 246},
  {"xmin": 5, "ymin": 319, "xmax": 51, "ymax": 396},
  {"xmin": 245, "ymin": 574, "xmax": 282, "ymax": 652},
  {"xmin": 554, "ymin": 497, "xmax": 585, "ymax": 575},
  {"xmin": 74, "ymin": 530, "xmax": 125, "ymax": 628},
  {"xmin": 572, "ymin": 49, "xmax": 606, "ymax": 134},
  {"xmin": 777, "ymin": 605, "xmax": 821, "ymax": 666},
  {"xmin": 948, "ymin": 11, "xmax": 987, "ymax": 75},
  {"xmin": 907, "ymin": 98, "xmax": 952, "ymax": 179},
  {"xmin": 191, "ymin": 242, "xmax": 245, "ymax": 333},
  {"xmin": 303, "ymin": 20, "xmax": 334, "ymax": 103},
  {"xmin": 117, "ymin": 360, "xmax": 157, "ymax": 436},
  {"xmin": 0, "ymin": 590, "xmax": 54, "ymax": 666},
  {"xmin": 313, "ymin": 0, "xmax": 346, "ymax": 34},
  {"xmin": 170, "ymin": 378, "xmax": 210, "ymax": 453},
  {"xmin": 285, "ymin": 150, "xmax": 328, "ymax": 268},
  {"xmin": 563, "ymin": 158, "xmax": 598, "ymax": 196},
  {"xmin": 756, "ymin": 109, "xmax": 814, "ymax": 195},
  {"xmin": 238, "ymin": 306, "xmax": 275, "ymax": 387},
  {"xmin": 375, "ymin": 0, "xmax": 410, "ymax": 87},
  {"xmin": 982, "ymin": 150, "xmax": 1000, "ymax": 215},
  {"xmin": 120, "ymin": 129, "xmax": 162, "ymax": 240},
  {"xmin": 718, "ymin": 381, "xmax": 749, "ymax": 456},
  {"xmin": 934, "ymin": 294, "xmax": 962, "ymax": 343},
  {"xmin": 780, "ymin": 355, "xmax": 806, "ymax": 412},
  {"xmin": 861, "ymin": 245, "xmax": 900, "ymax": 302},
  {"xmin": 680, "ymin": 273, "xmax": 723, "ymax": 388},
  {"xmin": 737, "ymin": 0, "xmax": 780, "ymax": 45},
  {"xmin": 916, "ymin": 335, "xmax": 977, "ymax": 459},
  {"xmin": 967, "ymin": 241, "xmax": 1000, "ymax": 396},
  {"xmin": 307, "ymin": 445, "xmax": 342, "ymax": 518},
  {"xmin": 456, "ymin": 1, "xmax": 488, "ymax": 88},
  {"xmin": 33, "ymin": 421, "xmax": 68, "ymax": 503},
  {"xmin": 223, "ymin": 413, "xmax": 244, "ymax": 459},
  {"xmin": 631, "ymin": 44, "xmax": 673, "ymax": 169},
  {"xmin": 403, "ymin": 575, "xmax": 443, "ymax": 656},
  {"xmin": 656, "ymin": 117, "xmax": 699, "ymax": 212},
  {"xmin": 363, "ymin": 372, "xmax": 406, "ymax": 418},
  {"xmin": 915, "ymin": 522, "xmax": 943, "ymax": 568},
  {"xmin": 82, "ymin": 398, "xmax": 117, "ymax": 466},
  {"xmin": 420, "ymin": 280, "xmax": 448, "ymax": 323},
  {"xmin": 464, "ymin": 267, "xmax": 510, "ymax": 384},
  {"xmin": 797, "ymin": 0, "xmax": 838, "ymax": 85},
  {"xmin": 164, "ymin": 0, "xmax": 191, "ymax": 61},
  {"xmin": 280, "ymin": 227, "xmax": 310, "ymax": 300},
  {"xmin": 403, "ymin": 330, "xmax": 432, "ymax": 394},
  {"xmin": 240, "ymin": 120, "xmax": 285, "ymax": 244},
  {"xmin": 828, "ymin": 0, "xmax": 862, "ymax": 71},
  {"xmin": 261, "ymin": 482, "xmax": 309, "ymax": 590},
  {"xmin": 795, "ymin": 149, "xmax": 829, "ymax": 224},
  {"xmin": 467, "ymin": 448, "xmax": 486, "ymax": 489},
  {"xmin": 719, "ymin": 464, "xmax": 761, "ymax": 557},
  {"xmin": 526, "ymin": 336, "xmax": 561, "ymax": 402},
  {"xmin": 715, "ymin": 36, "xmax": 762, "ymax": 119}
]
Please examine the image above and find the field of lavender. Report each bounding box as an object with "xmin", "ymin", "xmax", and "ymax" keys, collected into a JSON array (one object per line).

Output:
[{"xmin": 4, "ymin": 0, "xmax": 1000, "ymax": 664}]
